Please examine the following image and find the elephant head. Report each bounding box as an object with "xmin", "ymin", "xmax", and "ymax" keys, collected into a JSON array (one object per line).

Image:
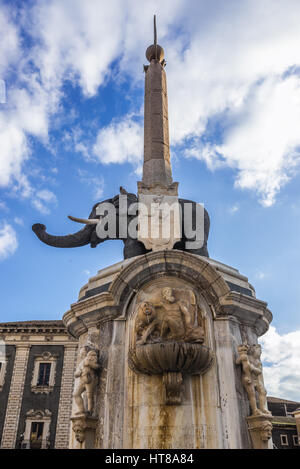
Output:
[{"xmin": 32, "ymin": 189, "xmax": 148, "ymax": 259}]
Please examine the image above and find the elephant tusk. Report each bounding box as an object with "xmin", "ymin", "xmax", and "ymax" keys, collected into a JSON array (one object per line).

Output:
[{"xmin": 68, "ymin": 215, "xmax": 99, "ymax": 225}]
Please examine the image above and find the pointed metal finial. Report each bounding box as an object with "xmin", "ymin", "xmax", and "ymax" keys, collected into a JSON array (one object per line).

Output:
[{"xmin": 146, "ymin": 15, "xmax": 164, "ymax": 63}]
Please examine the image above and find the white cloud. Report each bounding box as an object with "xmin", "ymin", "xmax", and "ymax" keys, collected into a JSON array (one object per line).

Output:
[
  {"xmin": 63, "ymin": 127, "xmax": 91, "ymax": 160},
  {"xmin": 32, "ymin": 189, "xmax": 57, "ymax": 214},
  {"xmin": 30, "ymin": 0, "xmax": 125, "ymax": 96},
  {"xmin": 228, "ymin": 204, "xmax": 239, "ymax": 215},
  {"xmin": 36, "ymin": 189, "xmax": 57, "ymax": 203},
  {"xmin": 260, "ymin": 326, "xmax": 300, "ymax": 402},
  {"xmin": 14, "ymin": 217, "xmax": 24, "ymax": 226},
  {"xmin": 212, "ymin": 76, "xmax": 300, "ymax": 206},
  {"xmin": 0, "ymin": 119, "xmax": 29, "ymax": 188},
  {"xmin": 0, "ymin": 201, "xmax": 8, "ymax": 212},
  {"xmin": 77, "ymin": 169, "xmax": 105, "ymax": 201},
  {"xmin": 255, "ymin": 270, "xmax": 267, "ymax": 280},
  {"xmin": 0, "ymin": 223, "xmax": 18, "ymax": 260},
  {"xmin": 93, "ymin": 118, "xmax": 143, "ymax": 169},
  {"xmin": 0, "ymin": 6, "xmax": 19, "ymax": 74}
]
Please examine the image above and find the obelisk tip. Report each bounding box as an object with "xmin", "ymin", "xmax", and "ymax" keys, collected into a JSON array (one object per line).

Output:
[{"xmin": 146, "ymin": 15, "xmax": 164, "ymax": 63}]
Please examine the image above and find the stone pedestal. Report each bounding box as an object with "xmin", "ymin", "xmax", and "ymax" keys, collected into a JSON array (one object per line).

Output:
[
  {"xmin": 71, "ymin": 415, "xmax": 98, "ymax": 449},
  {"xmin": 247, "ymin": 415, "xmax": 273, "ymax": 449},
  {"xmin": 63, "ymin": 250, "xmax": 273, "ymax": 449}
]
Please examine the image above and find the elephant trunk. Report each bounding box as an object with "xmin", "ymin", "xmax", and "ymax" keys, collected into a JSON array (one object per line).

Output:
[{"xmin": 32, "ymin": 223, "xmax": 94, "ymax": 248}]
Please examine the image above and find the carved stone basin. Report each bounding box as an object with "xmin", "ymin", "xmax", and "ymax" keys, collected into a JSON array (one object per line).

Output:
[
  {"xmin": 129, "ymin": 342, "xmax": 214, "ymax": 375},
  {"xmin": 128, "ymin": 342, "xmax": 214, "ymax": 405}
]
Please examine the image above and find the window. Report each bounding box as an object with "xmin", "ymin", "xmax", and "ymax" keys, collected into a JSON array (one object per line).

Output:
[
  {"xmin": 31, "ymin": 352, "xmax": 57, "ymax": 394},
  {"xmin": 0, "ymin": 357, "xmax": 7, "ymax": 391},
  {"xmin": 30, "ymin": 422, "xmax": 44, "ymax": 450},
  {"xmin": 21, "ymin": 409, "xmax": 51, "ymax": 449},
  {"xmin": 293, "ymin": 435, "xmax": 299, "ymax": 446},
  {"xmin": 37, "ymin": 363, "xmax": 51, "ymax": 386},
  {"xmin": 280, "ymin": 434, "xmax": 288, "ymax": 446}
]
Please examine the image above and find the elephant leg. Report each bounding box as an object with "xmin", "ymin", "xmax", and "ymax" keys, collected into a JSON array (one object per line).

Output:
[{"xmin": 123, "ymin": 238, "xmax": 149, "ymax": 259}]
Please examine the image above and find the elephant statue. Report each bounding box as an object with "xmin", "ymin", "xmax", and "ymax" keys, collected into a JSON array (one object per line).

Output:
[{"xmin": 32, "ymin": 188, "xmax": 210, "ymax": 260}]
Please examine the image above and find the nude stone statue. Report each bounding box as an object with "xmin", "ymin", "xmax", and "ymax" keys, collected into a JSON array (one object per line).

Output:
[
  {"xmin": 73, "ymin": 347, "xmax": 100, "ymax": 415},
  {"xmin": 236, "ymin": 345, "xmax": 260, "ymax": 416},
  {"xmin": 249, "ymin": 344, "xmax": 272, "ymax": 416},
  {"xmin": 236, "ymin": 344, "xmax": 271, "ymax": 417},
  {"xmin": 158, "ymin": 287, "xmax": 186, "ymax": 341}
]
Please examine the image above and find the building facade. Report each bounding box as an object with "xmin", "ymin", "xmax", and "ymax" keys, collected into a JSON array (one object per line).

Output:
[
  {"xmin": 0, "ymin": 321, "xmax": 77, "ymax": 449},
  {"xmin": 267, "ymin": 397, "xmax": 300, "ymax": 449}
]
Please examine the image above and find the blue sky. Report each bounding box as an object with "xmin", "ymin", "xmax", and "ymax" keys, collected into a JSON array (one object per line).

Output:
[{"xmin": 0, "ymin": 0, "xmax": 300, "ymax": 400}]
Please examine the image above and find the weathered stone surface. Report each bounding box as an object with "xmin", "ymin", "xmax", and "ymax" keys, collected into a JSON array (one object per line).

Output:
[
  {"xmin": 128, "ymin": 343, "xmax": 213, "ymax": 375},
  {"xmin": 71, "ymin": 415, "xmax": 98, "ymax": 449},
  {"xmin": 142, "ymin": 59, "xmax": 172, "ymax": 188},
  {"xmin": 246, "ymin": 415, "xmax": 273, "ymax": 449}
]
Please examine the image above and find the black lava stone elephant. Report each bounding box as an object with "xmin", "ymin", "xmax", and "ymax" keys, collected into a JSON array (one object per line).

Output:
[{"xmin": 32, "ymin": 188, "xmax": 210, "ymax": 259}]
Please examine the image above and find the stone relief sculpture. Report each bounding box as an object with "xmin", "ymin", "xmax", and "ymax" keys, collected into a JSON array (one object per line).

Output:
[
  {"xmin": 135, "ymin": 287, "xmax": 204, "ymax": 345},
  {"xmin": 260, "ymin": 420, "xmax": 273, "ymax": 442},
  {"xmin": 72, "ymin": 419, "xmax": 86, "ymax": 444},
  {"xmin": 129, "ymin": 283, "xmax": 214, "ymax": 405},
  {"xmin": 71, "ymin": 414, "xmax": 98, "ymax": 449},
  {"xmin": 246, "ymin": 416, "xmax": 273, "ymax": 449},
  {"xmin": 73, "ymin": 346, "xmax": 100, "ymax": 416}
]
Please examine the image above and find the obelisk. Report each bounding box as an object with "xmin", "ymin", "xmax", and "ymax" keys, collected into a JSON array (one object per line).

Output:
[{"xmin": 140, "ymin": 16, "xmax": 173, "ymax": 190}]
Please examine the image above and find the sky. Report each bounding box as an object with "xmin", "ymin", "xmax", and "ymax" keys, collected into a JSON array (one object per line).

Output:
[{"xmin": 0, "ymin": 0, "xmax": 300, "ymax": 401}]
